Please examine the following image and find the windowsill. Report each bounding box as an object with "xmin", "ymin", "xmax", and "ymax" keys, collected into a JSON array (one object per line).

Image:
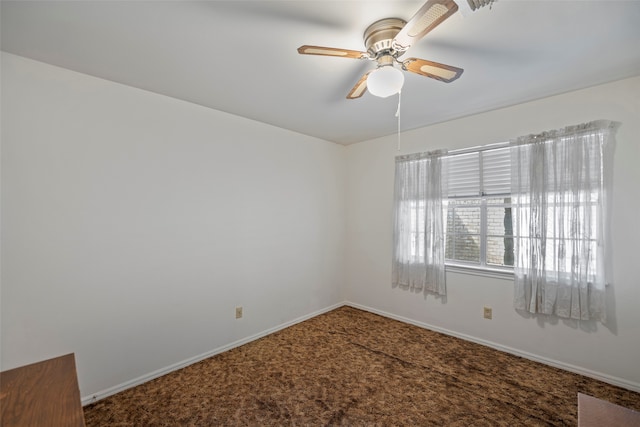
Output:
[{"xmin": 445, "ymin": 263, "xmax": 514, "ymax": 280}]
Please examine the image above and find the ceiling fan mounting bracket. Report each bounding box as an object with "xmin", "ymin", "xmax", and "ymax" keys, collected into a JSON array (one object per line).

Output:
[{"xmin": 363, "ymin": 18, "xmax": 407, "ymax": 59}]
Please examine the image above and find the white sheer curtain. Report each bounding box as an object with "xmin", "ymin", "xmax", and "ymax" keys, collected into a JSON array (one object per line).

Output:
[
  {"xmin": 510, "ymin": 120, "xmax": 618, "ymax": 321},
  {"xmin": 392, "ymin": 151, "xmax": 448, "ymax": 295}
]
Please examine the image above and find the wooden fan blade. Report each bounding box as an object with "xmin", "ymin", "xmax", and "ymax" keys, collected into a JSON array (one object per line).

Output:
[
  {"xmin": 297, "ymin": 45, "xmax": 368, "ymax": 59},
  {"xmin": 347, "ymin": 72, "xmax": 370, "ymax": 99},
  {"xmin": 403, "ymin": 58, "xmax": 463, "ymax": 83},
  {"xmin": 392, "ymin": 0, "xmax": 459, "ymax": 51}
]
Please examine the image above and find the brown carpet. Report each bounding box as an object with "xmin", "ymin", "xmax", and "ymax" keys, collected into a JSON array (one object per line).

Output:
[{"xmin": 84, "ymin": 306, "xmax": 640, "ymax": 426}]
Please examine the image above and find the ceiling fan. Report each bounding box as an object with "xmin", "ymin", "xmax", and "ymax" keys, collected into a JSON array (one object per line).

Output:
[{"xmin": 298, "ymin": 0, "xmax": 494, "ymax": 99}]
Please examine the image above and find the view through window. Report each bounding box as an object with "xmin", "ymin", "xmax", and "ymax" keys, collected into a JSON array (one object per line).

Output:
[{"xmin": 444, "ymin": 147, "xmax": 513, "ymax": 270}]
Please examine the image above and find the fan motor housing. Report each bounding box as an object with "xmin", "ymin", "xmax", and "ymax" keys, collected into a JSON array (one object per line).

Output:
[{"xmin": 364, "ymin": 18, "xmax": 406, "ymax": 57}]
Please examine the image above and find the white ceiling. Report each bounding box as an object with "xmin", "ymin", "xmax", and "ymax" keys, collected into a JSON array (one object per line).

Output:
[{"xmin": 2, "ymin": 1, "xmax": 640, "ymax": 145}]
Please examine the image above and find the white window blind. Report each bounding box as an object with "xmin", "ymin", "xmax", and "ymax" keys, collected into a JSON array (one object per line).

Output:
[
  {"xmin": 482, "ymin": 147, "xmax": 511, "ymax": 196},
  {"xmin": 446, "ymin": 147, "xmax": 511, "ymax": 197},
  {"xmin": 446, "ymin": 152, "xmax": 479, "ymax": 197}
]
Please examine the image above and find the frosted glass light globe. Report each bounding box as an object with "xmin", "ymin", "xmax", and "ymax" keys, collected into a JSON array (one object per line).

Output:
[{"xmin": 367, "ymin": 66, "xmax": 404, "ymax": 98}]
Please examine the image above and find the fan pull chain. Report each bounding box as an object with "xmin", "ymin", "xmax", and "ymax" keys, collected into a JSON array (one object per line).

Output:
[{"xmin": 395, "ymin": 90, "xmax": 402, "ymax": 151}]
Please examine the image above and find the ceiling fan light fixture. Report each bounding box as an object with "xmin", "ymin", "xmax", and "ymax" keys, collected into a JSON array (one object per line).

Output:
[{"xmin": 367, "ymin": 65, "xmax": 404, "ymax": 98}]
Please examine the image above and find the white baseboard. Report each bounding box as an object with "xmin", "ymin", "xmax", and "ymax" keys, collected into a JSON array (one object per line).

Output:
[
  {"xmin": 81, "ymin": 302, "xmax": 344, "ymax": 405},
  {"xmin": 83, "ymin": 300, "xmax": 639, "ymax": 405},
  {"xmin": 344, "ymin": 301, "xmax": 640, "ymax": 393}
]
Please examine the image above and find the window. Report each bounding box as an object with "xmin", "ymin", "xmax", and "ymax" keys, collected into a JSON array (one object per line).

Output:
[
  {"xmin": 392, "ymin": 120, "xmax": 615, "ymax": 316},
  {"xmin": 444, "ymin": 147, "xmax": 513, "ymax": 270}
]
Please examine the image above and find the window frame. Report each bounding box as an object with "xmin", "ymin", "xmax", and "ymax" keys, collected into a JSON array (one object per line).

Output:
[
  {"xmin": 445, "ymin": 194, "xmax": 515, "ymax": 275},
  {"xmin": 443, "ymin": 146, "xmax": 515, "ymax": 275}
]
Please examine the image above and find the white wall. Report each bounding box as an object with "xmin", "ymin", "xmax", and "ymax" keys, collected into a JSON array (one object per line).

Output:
[
  {"xmin": 2, "ymin": 49, "xmax": 639, "ymax": 402},
  {"xmin": 345, "ymin": 76, "xmax": 640, "ymax": 391},
  {"xmin": 0, "ymin": 53, "xmax": 346, "ymax": 398}
]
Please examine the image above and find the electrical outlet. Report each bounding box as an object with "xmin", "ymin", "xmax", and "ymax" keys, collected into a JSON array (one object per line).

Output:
[
  {"xmin": 235, "ymin": 306, "xmax": 243, "ymax": 319},
  {"xmin": 483, "ymin": 306, "xmax": 492, "ymax": 319}
]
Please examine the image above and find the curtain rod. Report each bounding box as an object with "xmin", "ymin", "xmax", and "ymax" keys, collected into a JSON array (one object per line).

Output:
[
  {"xmin": 396, "ymin": 120, "xmax": 617, "ymax": 161},
  {"xmin": 396, "ymin": 141, "xmax": 509, "ymax": 161}
]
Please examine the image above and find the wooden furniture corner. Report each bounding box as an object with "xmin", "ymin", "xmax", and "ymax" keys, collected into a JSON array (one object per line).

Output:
[{"xmin": 1, "ymin": 353, "xmax": 86, "ymax": 427}]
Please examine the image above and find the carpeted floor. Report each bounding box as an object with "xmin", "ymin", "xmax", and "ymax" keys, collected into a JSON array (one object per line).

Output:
[{"xmin": 84, "ymin": 306, "xmax": 640, "ymax": 426}]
